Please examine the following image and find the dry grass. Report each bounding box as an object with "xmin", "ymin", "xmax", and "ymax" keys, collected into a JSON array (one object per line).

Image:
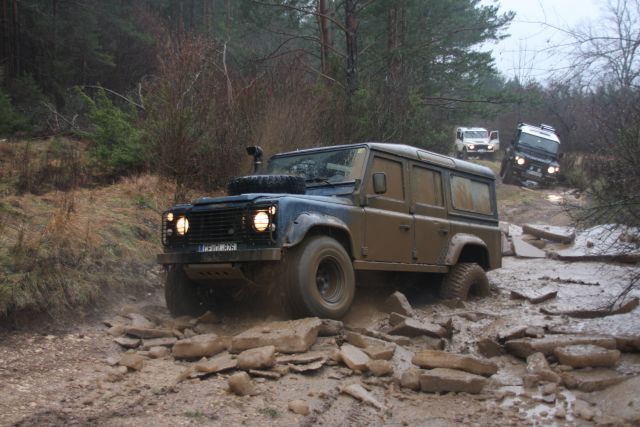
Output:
[{"xmin": 0, "ymin": 174, "xmax": 175, "ymax": 317}]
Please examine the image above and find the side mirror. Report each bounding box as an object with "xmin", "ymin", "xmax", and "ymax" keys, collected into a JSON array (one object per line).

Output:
[
  {"xmin": 490, "ymin": 131, "xmax": 499, "ymax": 140},
  {"xmin": 372, "ymin": 172, "xmax": 387, "ymax": 194}
]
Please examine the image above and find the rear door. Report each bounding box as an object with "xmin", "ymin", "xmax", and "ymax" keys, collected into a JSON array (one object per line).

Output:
[{"xmin": 411, "ymin": 163, "xmax": 449, "ymax": 264}]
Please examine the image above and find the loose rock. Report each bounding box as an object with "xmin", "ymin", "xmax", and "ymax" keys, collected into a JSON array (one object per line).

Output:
[
  {"xmin": 383, "ymin": 291, "xmax": 415, "ymax": 317},
  {"xmin": 363, "ymin": 345, "xmax": 396, "ymax": 361},
  {"xmin": 148, "ymin": 346, "xmax": 170, "ymax": 359},
  {"xmin": 318, "ymin": 319, "xmax": 343, "ymax": 336},
  {"xmin": 237, "ymin": 345, "xmax": 276, "ymax": 370},
  {"xmin": 118, "ymin": 353, "xmax": 144, "ymax": 371},
  {"xmin": 553, "ymin": 344, "xmax": 620, "ymax": 368},
  {"xmin": 289, "ymin": 359, "xmax": 326, "ymax": 373},
  {"xmin": 194, "ymin": 352, "xmax": 237, "ymax": 373},
  {"xmin": 573, "ymin": 399, "xmax": 595, "ymax": 421},
  {"xmin": 412, "ymin": 350, "xmax": 498, "ymax": 377},
  {"xmin": 228, "ymin": 372, "xmax": 256, "ymax": 396},
  {"xmin": 561, "ymin": 369, "xmax": 625, "ymax": 392},
  {"xmin": 400, "ymin": 367, "xmax": 422, "ymax": 391},
  {"xmin": 526, "ymin": 352, "xmax": 561, "ymax": 383},
  {"xmin": 141, "ymin": 337, "xmax": 177, "ymax": 350},
  {"xmin": 366, "ymin": 359, "xmax": 393, "ymax": 377},
  {"xmin": 388, "ymin": 318, "xmax": 447, "ymax": 339},
  {"xmin": 419, "ymin": 368, "xmax": 487, "ymax": 394},
  {"xmin": 288, "ymin": 399, "xmax": 310, "ymax": 415},
  {"xmin": 113, "ymin": 336, "xmax": 140, "ymax": 349},
  {"xmin": 505, "ymin": 334, "xmax": 617, "ymax": 358},
  {"xmin": 339, "ymin": 344, "xmax": 370, "ymax": 371},
  {"xmin": 196, "ymin": 311, "xmax": 220, "ymax": 325},
  {"xmin": 172, "ymin": 334, "xmax": 229, "ymax": 360},
  {"xmin": 124, "ymin": 327, "xmax": 175, "ymax": 339},
  {"xmin": 249, "ymin": 369, "xmax": 281, "ymax": 380},
  {"xmin": 231, "ymin": 317, "xmax": 322, "ymax": 354},
  {"xmin": 341, "ymin": 383, "xmax": 386, "ymax": 410},
  {"xmin": 477, "ymin": 338, "xmax": 502, "ymax": 358}
]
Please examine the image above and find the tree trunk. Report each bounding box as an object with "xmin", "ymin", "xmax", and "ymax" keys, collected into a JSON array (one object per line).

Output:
[
  {"xmin": 344, "ymin": 0, "xmax": 358, "ymax": 98},
  {"xmin": 318, "ymin": 0, "xmax": 330, "ymax": 75}
]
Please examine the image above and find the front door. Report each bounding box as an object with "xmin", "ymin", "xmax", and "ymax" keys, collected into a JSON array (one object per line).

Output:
[{"xmin": 363, "ymin": 155, "xmax": 412, "ymax": 263}]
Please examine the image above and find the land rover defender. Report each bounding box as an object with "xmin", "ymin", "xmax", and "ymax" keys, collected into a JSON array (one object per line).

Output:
[
  {"xmin": 454, "ymin": 127, "xmax": 500, "ymax": 160},
  {"xmin": 500, "ymin": 123, "xmax": 561, "ymax": 187},
  {"xmin": 158, "ymin": 143, "xmax": 502, "ymax": 319}
]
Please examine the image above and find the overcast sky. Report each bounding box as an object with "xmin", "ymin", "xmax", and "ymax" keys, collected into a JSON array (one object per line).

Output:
[{"xmin": 483, "ymin": 0, "xmax": 602, "ymax": 82}]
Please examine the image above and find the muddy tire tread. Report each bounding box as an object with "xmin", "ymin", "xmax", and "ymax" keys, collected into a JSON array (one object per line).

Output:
[{"xmin": 441, "ymin": 262, "xmax": 490, "ymax": 300}]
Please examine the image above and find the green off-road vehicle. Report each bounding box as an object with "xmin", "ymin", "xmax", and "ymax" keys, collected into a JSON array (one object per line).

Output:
[{"xmin": 158, "ymin": 143, "xmax": 502, "ymax": 319}]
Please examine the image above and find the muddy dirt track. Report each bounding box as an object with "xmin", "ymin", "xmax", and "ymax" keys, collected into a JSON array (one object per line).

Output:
[{"xmin": 1, "ymin": 186, "xmax": 639, "ymax": 427}]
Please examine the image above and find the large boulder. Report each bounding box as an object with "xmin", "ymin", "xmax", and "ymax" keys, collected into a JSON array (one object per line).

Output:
[{"xmin": 561, "ymin": 369, "xmax": 626, "ymax": 392}]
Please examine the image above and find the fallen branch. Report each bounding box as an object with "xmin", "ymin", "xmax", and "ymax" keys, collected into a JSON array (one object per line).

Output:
[{"xmin": 83, "ymin": 85, "xmax": 145, "ymax": 110}]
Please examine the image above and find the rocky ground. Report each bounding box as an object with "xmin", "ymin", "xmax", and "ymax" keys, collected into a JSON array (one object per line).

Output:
[{"xmin": 1, "ymin": 185, "xmax": 639, "ymax": 427}]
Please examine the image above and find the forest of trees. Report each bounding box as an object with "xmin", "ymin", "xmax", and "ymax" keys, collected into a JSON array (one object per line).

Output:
[{"xmin": 0, "ymin": 0, "xmax": 638, "ymax": 225}]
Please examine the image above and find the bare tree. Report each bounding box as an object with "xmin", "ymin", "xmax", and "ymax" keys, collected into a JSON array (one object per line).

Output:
[{"xmin": 565, "ymin": 0, "xmax": 640, "ymax": 88}]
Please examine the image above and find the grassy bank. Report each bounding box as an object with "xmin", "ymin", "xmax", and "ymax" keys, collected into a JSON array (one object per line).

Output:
[{"xmin": 0, "ymin": 139, "xmax": 180, "ymax": 318}]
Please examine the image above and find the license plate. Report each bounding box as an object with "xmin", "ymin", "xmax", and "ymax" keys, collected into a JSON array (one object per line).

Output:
[
  {"xmin": 526, "ymin": 170, "xmax": 542, "ymax": 177},
  {"xmin": 198, "ymin": 242, "xmax": 237, "ymax": 252}
]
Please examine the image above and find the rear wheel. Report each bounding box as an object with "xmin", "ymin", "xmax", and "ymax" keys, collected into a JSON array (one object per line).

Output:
[
  {"xmin": 284, "ymin": 236, "xmax": 355, "ymax": 319},
  {"xmin": 165, "ymin": 265, "xmax": 206, "ymax": 316},
  {"xmin": 441, "ymin": 263, "xmax": 490, "ymax": 300}
]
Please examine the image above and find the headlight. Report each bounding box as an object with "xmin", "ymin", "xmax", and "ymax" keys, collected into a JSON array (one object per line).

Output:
[
  {"xmin": 176, "ymin": 217, "xmax": 189, "ymax": 235},
  {"xmin": 547, "ymin": 166, "xmax": 556, "ymax": 174},
  {"xmin": 516, "ymin": 156, "xmax": 525, "ymax": 165},
  {"xmin": 488, "ymin": 145, "xmax": 494, "ymax": 150},
  {"xmin": 468, "ymin": 144, "xmax": 475, "ymax": 150},
  {"xmin": 166, "ymin": 212, "xmax": 174, "ymax": 222},
  {"xmin": 253, "ymin": 211, "xmax": 270, "ymax": 232}
]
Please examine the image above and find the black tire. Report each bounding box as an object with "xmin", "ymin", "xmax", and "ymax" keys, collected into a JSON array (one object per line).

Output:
[
  {"xmin": 441, "ymin": 263, "xmax": 490, "ymax": 300},
  {"xmin": 284, "ymin": 236, "xmax": 355, "ymax": 319},
  {"xmin": 165, "ymin": 265, "xmax": 206, "ymax": 316},
  {"xmin": 500, "ymin": 159, "xmax": 516, "ymax": 185},
  {"xmin": 227, "ymin": 174, "xmax": 305, "ymax": 196}
]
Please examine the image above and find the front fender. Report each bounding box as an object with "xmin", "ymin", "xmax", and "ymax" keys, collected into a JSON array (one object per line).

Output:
[
  {"xmin": 445, "ymin": 233, "xmax": 489, "ymax": 265},
  {"xmin": 283, "ymin": 212, "xmax": 351, "ymax": 248}
]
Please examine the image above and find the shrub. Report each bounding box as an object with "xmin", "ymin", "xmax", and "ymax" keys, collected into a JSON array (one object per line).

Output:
[
  {"xmin": 78, "ymin": 88, "xmax": 145, "ymax": 177},
  {"xmin": 0, "ymin": 88, "xmax": 29, "ymax": 136}
]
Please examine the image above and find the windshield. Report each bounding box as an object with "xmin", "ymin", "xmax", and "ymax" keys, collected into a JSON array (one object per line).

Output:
[
  {"xmin": 518, "ymin": 132, "xmax": 559, "ymax": 154},
  {"xmin": 464, "ymin": 130, "xmax": 488, "ymax": 139},
  {"xmin": 267, "ymin": 147, "xmax": 367, "ymax": 185}
]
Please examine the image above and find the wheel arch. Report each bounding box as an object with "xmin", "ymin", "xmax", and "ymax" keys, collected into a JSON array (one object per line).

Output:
[
  {"xmin": 283, "ymin": 212, "xmax": 354, "ymax": 258},
  {"xmin": 445, "ymin": 233, "xmax": 491, "ymax": 270}
]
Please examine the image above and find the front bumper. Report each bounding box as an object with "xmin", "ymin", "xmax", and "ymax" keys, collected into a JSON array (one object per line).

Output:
[
  {"xmin": 157, "ymin": 248, "xmax": 282, "ymax": 265},
  {"xmin": 512, "ymin": 165, "xmax": 558, "ymax": 184}
]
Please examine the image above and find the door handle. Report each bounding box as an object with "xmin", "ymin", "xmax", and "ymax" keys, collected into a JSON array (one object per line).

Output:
[
  {"xmin": 399, "ymin": 224, "xmax": 411, "ymax": 231},
  {"xmin": 438, "ymin": 228, "xmax": 449, "ymax": 235}
]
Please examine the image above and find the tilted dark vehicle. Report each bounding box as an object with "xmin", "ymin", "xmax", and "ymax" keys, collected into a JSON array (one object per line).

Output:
[
  {"xmin": 500, "ymin": 123, "xmax": 561, "ymax": 187},
  {"xmin": 158, "ymin": 143, "xmax": 502, "ymax": 319}
]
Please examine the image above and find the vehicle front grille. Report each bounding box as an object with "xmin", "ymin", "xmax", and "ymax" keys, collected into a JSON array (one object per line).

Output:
[{"xmin": 164, "ymin": 205, "xmax": 275, "ymax": 247}]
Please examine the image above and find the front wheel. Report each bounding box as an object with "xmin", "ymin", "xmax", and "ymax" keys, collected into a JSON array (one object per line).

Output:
[
  {"xmin": 441, "ymin": 263, "xmax": 490, "ymax": 300},
  {"xmin": 165, "ymin": 265, "xmax": 206, "ymax": 317},
  {"xmin": 284, "ymin": 236, "xmax": 355, "ymax": 319}
]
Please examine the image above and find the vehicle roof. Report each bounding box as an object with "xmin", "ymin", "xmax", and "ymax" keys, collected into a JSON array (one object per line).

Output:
[
  {"xmin": 458, "ymin": 127, "xmax": 488, "ymax": 132},
  {"xmin": 270, "ymin": 142, "xmax": 496, "ymax": 179},
  {"xmin": 519, "ymin": 124, "xmax": 560, "ymax": 143}
]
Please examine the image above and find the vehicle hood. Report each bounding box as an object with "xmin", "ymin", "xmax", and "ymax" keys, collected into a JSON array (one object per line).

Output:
[{"xmin": 192, "ymin": 193, "xmax": 355, "ymax": 207}]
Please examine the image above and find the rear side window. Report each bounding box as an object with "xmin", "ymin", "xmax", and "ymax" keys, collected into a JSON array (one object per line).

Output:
[
  {"xmin": 450, "ymin": 175, "xmax": 493, "ymax": 215},
  {"xmin": 412, "ymin": 166, "xmax": 443, "ymax": 206}
]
